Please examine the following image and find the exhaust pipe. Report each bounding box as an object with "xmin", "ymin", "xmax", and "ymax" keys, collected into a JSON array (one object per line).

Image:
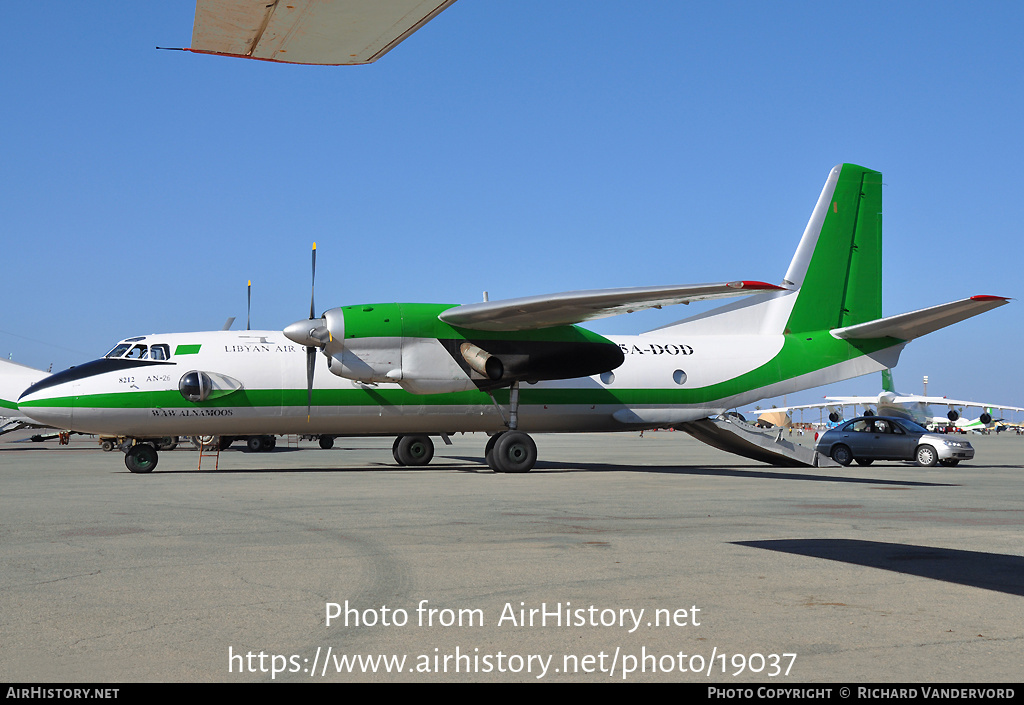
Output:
[{"xmin": 460, "ymin": 343, "xmax": 503, "ymax": 380}]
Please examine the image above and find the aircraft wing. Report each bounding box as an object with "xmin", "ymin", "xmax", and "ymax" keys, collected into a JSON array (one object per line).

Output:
[
  {"xmin": 891, "ymin": 396, "xmax": 1024, "ymax": 413},
  {"xmin": 831, "ymin": 295, "xmax": 1009, "ymax": 341},
  {"xmin": 749, "ymin": 397, "xmax": 872, "ymax": 414},
  {"xmin": 756, "ymin": 394, "xmax": 1024, "ymax": 417},
  {"xmin": 439, "ymin": 281, "xmax": 784, "ymax": 332},
  {"xmin": 190, "ymin": 0, "xmax": 457, "ymax": 65}
]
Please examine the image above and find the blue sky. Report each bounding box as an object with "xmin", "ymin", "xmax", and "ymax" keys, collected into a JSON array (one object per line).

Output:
[{"xmin": 3, "ymin": 2, "xmax": 1022, "ymax": 411}]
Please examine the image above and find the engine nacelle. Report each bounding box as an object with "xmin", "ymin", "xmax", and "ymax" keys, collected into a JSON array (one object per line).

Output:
[{"xmin": 293, "ymin": 303, "xmax": 624, "ymax": 395}]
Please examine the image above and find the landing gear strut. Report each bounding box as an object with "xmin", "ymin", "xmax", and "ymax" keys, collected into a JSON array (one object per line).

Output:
[{"xmin": 485, "ymin": 381, "xmax": 538, "ymax": 473}]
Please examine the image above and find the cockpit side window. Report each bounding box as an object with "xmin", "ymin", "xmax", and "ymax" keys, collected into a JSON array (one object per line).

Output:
[
  {"xmin": 104, "ymin": 343, "xmax": 132, "ymax": 359},
  {"xmin": 147, "ymin": 344, "xmax": 170, "ymax": 361}
]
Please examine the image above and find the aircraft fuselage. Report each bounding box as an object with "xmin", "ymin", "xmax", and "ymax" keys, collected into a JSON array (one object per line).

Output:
[{"xmin": 18, "ymin": 327, "xmax": 900, "ymax": 439}]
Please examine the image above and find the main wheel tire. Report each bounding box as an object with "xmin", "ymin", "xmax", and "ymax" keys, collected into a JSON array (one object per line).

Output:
[
  {"xmin": 392, "ymin": 436, "xmax": 405, "ymax": 465},
  {"xmin": 247, "ymin": 436, "xmax": 264, "ymax": 452},
  {"xmin": 396, "ymin": 435, "xmax": 434, "ymax": 466},
  {"xmin": 319, "ymin": 435, "xmax": 335, "ymax": 450},
  {"xmin": 915, "ymin": 444, "xmax": 938, "ymax": 467},
  {"xmin": 485, "ymin": 432, "xmax": 505, "ymax": 471},
  {"xmin": 125, "ymin": 444, "xmax": 158, "ymax": 473},
  {"xmin": 830, "ymin": 444, "xmax": 853, "ymax": 466},
  {"xmin": 492, "ymin": 431, "xmax": 537, "ymax": 473},
  {"xmin": 484, "ymin": 433, "xmax": 503, "ymax": 471}
]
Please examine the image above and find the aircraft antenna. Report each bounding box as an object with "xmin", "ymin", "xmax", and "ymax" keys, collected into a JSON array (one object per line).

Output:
[{"xmin": 247, "ymin": 280, "xmax": 252, "ymax": 330}]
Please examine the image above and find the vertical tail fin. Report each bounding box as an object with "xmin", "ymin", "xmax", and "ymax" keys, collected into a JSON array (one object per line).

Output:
[
  {"xmin": 881, "ymin": 369, "xmax": 896, "ymax": 393},
  {"xmin": 783, "ymin": 164, "xmax": 882, "ymax": 334}
]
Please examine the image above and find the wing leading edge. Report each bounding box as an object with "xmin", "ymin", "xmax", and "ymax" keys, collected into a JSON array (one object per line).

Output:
[{"xmin": 438, "ymin": 281, "xmax": 784, "ymax": 332}]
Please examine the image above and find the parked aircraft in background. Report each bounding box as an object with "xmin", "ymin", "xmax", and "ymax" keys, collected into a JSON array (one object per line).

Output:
[
  {"xmin": 0, "ymin": 359, "xmax": 52, "ymax": 435},
  {"xmin": 17, "ymin": 165, "xmax": 1010, "ymax": 472},
  {"xmin": 754, "ymin": 369, "xmax": 1024, "ymax": 430}
]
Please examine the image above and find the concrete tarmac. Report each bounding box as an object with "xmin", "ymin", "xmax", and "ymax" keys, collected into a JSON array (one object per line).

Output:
[{"xmin": 1, "ymin": 430, "xmax": 1022, "ymax": 683}]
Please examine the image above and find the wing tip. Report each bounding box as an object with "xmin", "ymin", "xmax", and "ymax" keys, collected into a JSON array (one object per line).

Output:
[{"xmin": 729, "ymin": 280, "xmax": 786, "ymax": 291}]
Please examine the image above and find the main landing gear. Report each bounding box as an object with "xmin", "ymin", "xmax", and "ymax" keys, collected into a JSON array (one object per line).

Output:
[
  {"xmin": 484, "ymin": 381, "xmax": 538, "ymax": 473},
  {"xmin": 389, "ymin": 382, "xmax": 539, "ymax": 473},
  {"xmin": 484, "ymin": 430, "xmax": 537, "ymax": 473},
  {"xmin": 392, "ymin": 435, "xmax": 435, "ymax": 466}
]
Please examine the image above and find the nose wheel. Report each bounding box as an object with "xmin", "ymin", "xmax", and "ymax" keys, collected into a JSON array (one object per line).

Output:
[{"xmin": 125, "ymin": 444, "xmax": 158, "ymax": 473}]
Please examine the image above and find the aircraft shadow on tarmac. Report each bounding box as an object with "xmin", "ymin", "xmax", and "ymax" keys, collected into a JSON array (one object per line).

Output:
[
  {"xmin": 734, "ymin": 539, "xmax": 1024, "ymax": 597},
  {"xmin": 140, "ymin": 452, "xmax": 955, "ymax": 485},
  {"xmin": 450, "ymin": 456, "xmax": 956, "ymax": 486}
]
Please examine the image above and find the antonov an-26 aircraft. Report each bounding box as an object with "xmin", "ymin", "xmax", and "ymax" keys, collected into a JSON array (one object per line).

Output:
[{"xmin": 18, "ymin": 165, "xmax": 1009, "ymax": 473}]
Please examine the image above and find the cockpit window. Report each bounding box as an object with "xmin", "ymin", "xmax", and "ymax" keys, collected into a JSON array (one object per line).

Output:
[
  {"xmin": 146, "ymin": 344, "xmax": 170, "ymax": 361},
  {"xmin": 103, "ymin": 342, "xmax": 172, "ymax": 361},
  {"xmin": 104, "ymin": 343, "xmax": 133, "ymax": 359}
]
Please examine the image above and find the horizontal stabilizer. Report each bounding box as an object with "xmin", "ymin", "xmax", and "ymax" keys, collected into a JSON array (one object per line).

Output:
[
  {"xmin": 831, "ymin": 295, "xmax": 1009, "ymax": 342},
  {"xmin": 190, "ymin": 0, "xmax": 457, "ymax": 65},
  {"xmin": 439, "ymin": 281, "xmax": 783, "ymax": 331}
]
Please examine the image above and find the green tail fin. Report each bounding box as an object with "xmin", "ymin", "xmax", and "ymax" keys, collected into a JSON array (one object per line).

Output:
[
  {"xmin": 784, "ymin": 164, "xmax": 883, "ymax": 334},
  {"xmin": 881, "ymin": 368, "xmax": 895, "ymax": 393}
]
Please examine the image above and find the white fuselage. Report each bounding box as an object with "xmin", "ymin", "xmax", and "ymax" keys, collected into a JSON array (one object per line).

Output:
[{"xmin": 18, "ymin": 328, "xmax": 899, "ymax": 439}]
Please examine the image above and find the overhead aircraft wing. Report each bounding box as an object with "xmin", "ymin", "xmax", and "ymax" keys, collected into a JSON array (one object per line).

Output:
[
  {"xmin": 438, "ymin": 281, "xmax": 784, "ymax": 332},
  {"xmin": 831, "ymin": 295, "xmax": 1009, "ymax": 341},
  {"xmin": 189, "ymin": 0, "xmax": 457, "ymax": 65}
]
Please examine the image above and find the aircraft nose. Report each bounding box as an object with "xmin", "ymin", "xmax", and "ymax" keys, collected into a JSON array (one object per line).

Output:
[{"xmin": 18, "ymin": 385, "xmax": 73, "ymax": 428}]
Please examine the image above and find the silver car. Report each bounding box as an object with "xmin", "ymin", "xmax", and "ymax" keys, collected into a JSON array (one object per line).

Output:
[{"xmin": 815, "ymin": 416, "xmax": 974, "ymax": 467}]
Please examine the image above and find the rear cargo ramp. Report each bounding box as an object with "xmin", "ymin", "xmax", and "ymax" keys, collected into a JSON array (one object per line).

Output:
[{"xmin": 677, "ymin": 415, "xmax": 839, "ymax": 467}]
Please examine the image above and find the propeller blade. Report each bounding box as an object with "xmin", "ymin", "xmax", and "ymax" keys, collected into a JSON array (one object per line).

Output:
[
  {"xmin": 306, "ymin": 345, "xmax": 315, "ymax": 422},
  {"xmin": 307, "ymin": 243, "xmax": 317, "ymax": 421},
  {"xmin": 310, "ymin": 242, "xmax": 317, "ymax": 321}
]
